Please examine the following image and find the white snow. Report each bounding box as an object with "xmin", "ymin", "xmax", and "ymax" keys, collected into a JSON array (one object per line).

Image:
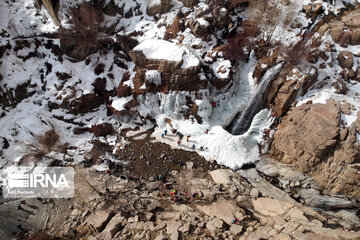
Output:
[
  {"xmin": 2, "ymin": 0, "xmax": 359, "ymax": 171},
  {"xmin": 133, "ymin": 39, "xmax": 200, "ymax": 68},
  {"xmin": 111, "ymin": 96, "xmax": 133, "ymax": 111},
  {"xmin": 197, "ymin": 18, "xmax": 210, "ymax": 27},
  {"xmin": 146, "ymin": 70, "xmax": 162, "ymax": 86},
  {"xmin": 148, "ymin": 0, "xmax": 161, "ymax": 8},
  {"xmin": 212, "ymin": 59, "xmax": 232, "ymax": 79},
  {"xmin": 151, "ymin": 109, "xmax": 273, "ymax": 169}
]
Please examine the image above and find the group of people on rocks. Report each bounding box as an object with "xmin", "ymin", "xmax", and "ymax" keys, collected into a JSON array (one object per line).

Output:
[
  {"xmin": 161, "ymin": 127, "xmax": 208, "ymax": 151},
  {"xmin": 170, "ymin": 189, "xmax": 203, "ymax": 203}
]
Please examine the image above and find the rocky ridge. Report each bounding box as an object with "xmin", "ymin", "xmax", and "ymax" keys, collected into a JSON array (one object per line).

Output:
[{"xmin": 1, "ymin": 159, "xmax": 359, "ymax": 240}]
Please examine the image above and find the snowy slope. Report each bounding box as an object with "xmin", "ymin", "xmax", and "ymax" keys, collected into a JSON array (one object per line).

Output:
[{"xmin": 1, "ymin": 0, "xmax": 360, "ymax": 171}]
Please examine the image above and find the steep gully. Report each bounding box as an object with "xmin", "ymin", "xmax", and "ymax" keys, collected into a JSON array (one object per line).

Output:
[{"xmin": 226, "ymin": 63, "xmax": 283, "ymax": 135}]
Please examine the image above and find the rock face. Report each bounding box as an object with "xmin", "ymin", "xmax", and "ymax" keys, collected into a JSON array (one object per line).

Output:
[
  {"xmin": 316, "ymin": 124, "xmax": 360, "ymax": 198},
  {"xmin": 271, "ymin": 99, "xmax": 340, "ymax": 172},
  {"xmin": 265, "ymin": 67, "xmax": 317, "ymax": 117},
  {"xmin": 129, "ymin": 39, "xmax": 207, "ymax": 93},
  {"xmin": 319, "ymin": 9, "xmax": 360, "ymax": 47},
  {"xmin": 271, "ymin": 100, "xmax": 360, "ymax": 198}
]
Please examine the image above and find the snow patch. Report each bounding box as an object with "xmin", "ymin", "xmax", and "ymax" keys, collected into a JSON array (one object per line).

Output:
[
  {"xmin": 133, "ymin": 39, "xmax": 200, "ymax": 68},
  {"xmin": 146, "ymin": 70, "xmax": 162, "ymax": 86},
  {"xmin": 111, "ymin": 96, "xmax": 133, "ymax": 111}
]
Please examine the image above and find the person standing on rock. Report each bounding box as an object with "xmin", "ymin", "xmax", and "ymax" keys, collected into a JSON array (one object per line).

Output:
[
  {"xmin": 164, "ymin": 130, "xmax": 168, "ymax": 136},
  {"xmin": 212, "ymin": 101, "xmax": 216, "ymax": 108}
]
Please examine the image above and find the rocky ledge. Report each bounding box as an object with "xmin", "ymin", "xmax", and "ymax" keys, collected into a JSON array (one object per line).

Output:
[{"xmin": 1, "ymin": 133, "xmax": 359, "ymax": 240}]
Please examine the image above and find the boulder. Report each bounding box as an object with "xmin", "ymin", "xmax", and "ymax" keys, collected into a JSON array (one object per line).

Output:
[
  {"xmin": 170, "ymin": 230, "xmax": 179, "ymax": 240},
  {"xmin": 206, "ymin": 218, "xmax": 223, "ymax": 236},
  {"xmin": 333, "ymin": 210, "xmax": 360, "ymax": 230},
  {"xmin": 68, "ymin": 94, "xmax": 104, "ymax": 114},
  {"xmin": 253, "ymin": 53, "xmax": 278, "ymax": 83},
  {"xmin": 167, "ymin": 221, "xmax": 182, "ymax": 235},
  {"xmin": 330, "ymin": 24, "xmax": 344, "ymax": 43},
  {"xmin": 342, "ymin": 10, "xmax": 360, "ymax": 28},
  {"xmin": 117, "ymin": 83, "xmax": 132, "ymax": 98},
  {"xmin": 337, "ymin": 50, "xmax": 353, "ymax": 69},
  {"xmin": 272, "ymin": 79, "xmax": 300, "ymax": 117},
  {"xmin": 212, "ymin": 6, "xmax": 230, "ymax": 28},
  {"xmin": 209, "ymin": 169, "xmax": 234, "ymax": 186},
  {"xmin": 252, "ymin": 198, "xmax": 293, "ymax": 217},
  {"xmin": 271, "ymin": 99, "xmax": 340, "ymax": 171},
  {"xmin": 189, "ymin": 18, "xmax": 212, "ymax": 39},
  {"xmin": 351, "ymin": 28, "xmax": 360, "ymax": 45},
  {"xmin": 299, "ymin": 189, "xmax": 357, "ymax": 209},
  {"xmin": 96, "ymin": 212, "xmax": 125, "ymax": 240},
  {"xmin": 198, "ymin": 200, "xmax": 245, "ymax": 224},
  {"xmin": 229, "ymin": 225, "xmax": 243, "ymax": 235},
  {"xmin": 89, "ymin": 123, "xmax": 114, "ymax": 137},
  {"xmin": 146, "ymin": 0, "xmax": 171, "ymax": 16},
  {"xmin": 86, "ymin": 211, "xmax": 114, "ymax": 232}
]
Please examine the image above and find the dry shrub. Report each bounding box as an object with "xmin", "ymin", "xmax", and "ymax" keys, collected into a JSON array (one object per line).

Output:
[
  {"xmin": 280, "ymin": 32, "xmax": 315, "ymax": 67},
  {"xmin": 60, "ymin": 2, "xmax": 112, "ymax": 61},
  {"xmin": 223, "ymin": 0, "xmax": 296, "ymax": 62},
  {"xmin": 19, "ymin": 130, "xmax": 61, "ymax": 165},
  {"xmin": 247, "ymin": 0, "xmax": 282, "ymax": 45},
  {"xmin": 38, "ymin": 130, "xmax": 60, "ymax": 150},
  {"xmin": 246, "ymin": 0, "xmax": 296, "ymax": 45},
  {"xmin": 223, "ymin": 20, "xmax": 258, "ymax": 62}
]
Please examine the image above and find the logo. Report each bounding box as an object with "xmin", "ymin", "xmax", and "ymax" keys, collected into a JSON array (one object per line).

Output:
[{"xmin": 2, "ymin": 167, "xmax": 74, "ymax": 198}]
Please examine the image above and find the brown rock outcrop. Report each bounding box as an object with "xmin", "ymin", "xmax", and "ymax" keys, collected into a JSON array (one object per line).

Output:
[
  {"xmin": 68, "ymin": 94, "xmax": 104, "ymax": 114},
  {"xmin": 265, "ymin": 67, "xmax": 318, "ymax": 117},
  {"xmin": 253, "ymin": 52, "xmax": 278, "ymax": 83},
  {"xmin": 315, "ymin": 125, "xmax": 360, "ymax": 198},
  {"xmin": 117, "ymin": 82, "xmax": 132, "ymax": 98},
  {"xmin": 337, "ymin": 50, "xmax": 354, "ymax": 69},
  {"xmin": 271, "ymin": 99, "xmax": 340, "ymax": 172},
  {"xmin": 129, "ymin": 41, "xmax": 207, "ymax": 93},
  {"xmin": 272, "ymin": 79, "xmax": 300, "ymax": 117},
  {"xmin": 188, "ymin": 18, "xmax": 212, "ymax": 40}
]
